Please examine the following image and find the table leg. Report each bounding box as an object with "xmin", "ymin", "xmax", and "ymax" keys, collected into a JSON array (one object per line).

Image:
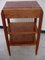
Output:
[
  {"xmin": 1, "ymin": 11, "xmax": 11, "ymax": 56},
  {"xmin": 7, "ymin": 18, "xmax": 11, "ymax": 33},
  {"xmin": 35, "ymin": 11, "xmax": 43, "ymax": 55},
  {"xmin": 34, "ymin": 18, "xmax": 37, "ymax": 42}
]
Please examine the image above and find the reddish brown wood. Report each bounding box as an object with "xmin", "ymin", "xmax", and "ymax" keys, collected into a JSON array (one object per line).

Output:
[
  {"xmin": 8, "ymin": 22, "xmax": 36, "ymax": 46},
  {"xmin": 9, "ymin": 39, "xmax": 36, "ymax": 46},
  {"xmin": 1, "ymin": 1, "xmax": 43, "ymax": 56},
  {"xmin": 1, "ymin": 11, "xmax": 11, "ymax": 56},
  {"xmin": 3, "ymin": 1, "xmax": 41, "ymax": 18},
  {"xmin": 34, "ymin": 18, "xmax": 37, "ymax": 31},
  {"xmin": 34, "ymin": 18, "xmax": 37, "ymax": 43},
  {"xmin": 35, "ymin": 10, "xmax": 43, "ymax": 55},
  {"xmin": 7, "ymin": 18, "xmax": 11, "ymax": 32},
  {"xmin": 7, "ymin": 22, "xmax": 37, "ymax": 34}
]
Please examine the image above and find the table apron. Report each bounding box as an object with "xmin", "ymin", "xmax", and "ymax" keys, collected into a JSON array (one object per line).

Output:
[{"xmin": 3, "ymin": 10, "xmax": 42, "ymax": 18}]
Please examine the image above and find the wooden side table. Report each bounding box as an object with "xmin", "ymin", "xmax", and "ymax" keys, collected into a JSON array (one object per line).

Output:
[{"xmin": 1, "ymin": 1, "xmax": 43, "ymax": 56}]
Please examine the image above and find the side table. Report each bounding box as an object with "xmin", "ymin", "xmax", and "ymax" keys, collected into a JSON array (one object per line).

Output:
[{"xmin": 1, "ymin": 1, "xmax": 43, "ymax": 56}]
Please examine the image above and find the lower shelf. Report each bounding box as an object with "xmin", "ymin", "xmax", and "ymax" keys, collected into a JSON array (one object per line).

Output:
[
  {"xmin": 9, "ymin": 34, "xmax": 36, "ymax": 46},
  {"xmin": 9, "ymin": 39, "xmax": 36, "ymax": 46}
]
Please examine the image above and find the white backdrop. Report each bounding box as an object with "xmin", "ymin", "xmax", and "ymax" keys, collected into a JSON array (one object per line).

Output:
[{"xmin": 0, "ymin": 0, "xmax": 45, "ymax": 30}]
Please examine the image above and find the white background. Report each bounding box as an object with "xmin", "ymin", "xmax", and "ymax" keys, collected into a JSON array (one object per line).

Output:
[{"xmin": 0, "ymin": 0, "xmax": 45, "ymax": 30}]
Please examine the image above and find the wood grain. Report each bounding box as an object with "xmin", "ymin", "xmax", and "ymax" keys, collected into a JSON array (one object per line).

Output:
[{"xmin": 3, "ymin": 1, "xmax": 42, "ymax": 18}]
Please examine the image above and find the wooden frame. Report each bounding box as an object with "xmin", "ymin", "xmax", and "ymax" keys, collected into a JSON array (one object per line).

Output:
[{"xmin": 1, "ymin": 1, "xmax": 43, "ymax": 56}]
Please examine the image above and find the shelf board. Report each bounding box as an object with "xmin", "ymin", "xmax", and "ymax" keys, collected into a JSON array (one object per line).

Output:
[
  {"xmin": 7, "ymin": 22, "xmax": 37, "ymax": 35},
  {"xmin": 9, "ymin": 39, "xmax": 36, "ymax": 46}
]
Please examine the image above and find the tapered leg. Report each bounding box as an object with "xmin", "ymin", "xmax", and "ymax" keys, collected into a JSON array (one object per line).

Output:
[
  {"xmin": 1, "ymin": 11, "xmax": 11, "ymax": 56},
  {"xmin": 35, "ymin": 11, "xmax": 43, "ymax": 55}
]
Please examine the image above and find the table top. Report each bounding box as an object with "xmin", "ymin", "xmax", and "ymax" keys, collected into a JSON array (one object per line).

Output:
[
  {"xmin": 2, "ymin": 1, "xmax": 43, "ymax": 18},
  {"xmin": 3, "ymin": 1, "xmax": 41, "ymax": 10}
]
